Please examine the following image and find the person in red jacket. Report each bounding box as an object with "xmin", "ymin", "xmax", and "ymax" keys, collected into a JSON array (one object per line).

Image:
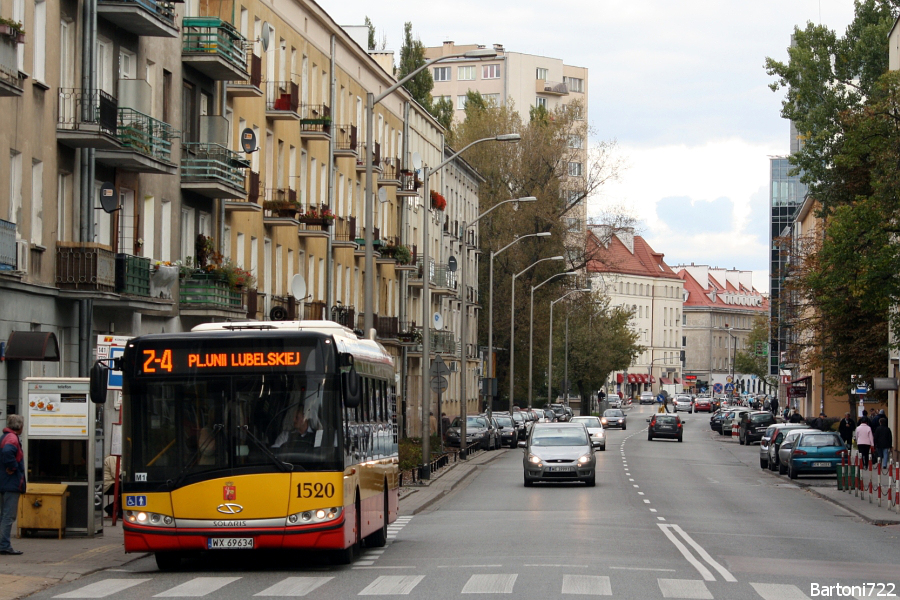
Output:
[{"xmin": 0, "ymin": 414, "xmax": 26, "ymax": 555}]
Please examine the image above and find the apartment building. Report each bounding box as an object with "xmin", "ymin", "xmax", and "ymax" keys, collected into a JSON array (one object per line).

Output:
[
  {"xmin": 675, "ymin": 265, "xmax": 769, "ymax": 396},
  {"xmin": 0, "ymin": 0, "xmax": 481, "ymax": 439},
  {"xmin": 586, "ymin": 227, "xmax": 683, "ymax": 399}
]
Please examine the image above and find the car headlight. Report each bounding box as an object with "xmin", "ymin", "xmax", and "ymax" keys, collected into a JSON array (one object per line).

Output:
[
  {"xmin": 448, "ymin": 431, "xmax": 459, "ymax": 437},
  {"xmin": 473, "ymin": 432, "xmax": 485, "ymax": 438},
  {"xmin": 286, "ymin": 506, "xmax": 343, "ymax": 527},
  {"xmin": 577, "ymin": 454, "xmax": 591, "ymax": 465},
  {"xmin": 125, "ymin": 510, "xmax": 175, "ymax": 528},
  {"xmin": 600, "ymin": 418, "xmax": 608, "ymax": 425},
  {"xmin": 528, "ymin": 454, "xmax": 542, "ymax": 465}
]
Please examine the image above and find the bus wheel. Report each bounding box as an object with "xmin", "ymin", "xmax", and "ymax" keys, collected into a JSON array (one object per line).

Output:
[
  {"xmin": 365, "ymin": 490, "xmax": 388, "ymax": 548},
  {"xmin": 333, "ymin": 492, "xmax": 361, "ymax": 565},
  {"xmin": 155, "ymin": 552, "xmax": 183, "ymax": 572}
]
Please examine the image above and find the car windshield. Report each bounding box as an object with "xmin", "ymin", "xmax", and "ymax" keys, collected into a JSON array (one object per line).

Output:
[
  {"xmin": 531, "ymin": 427, "xmax": 589, "ymax": 446},
  {"xmin": 799, "ymin": 433, "xmax": 844, "ymax": 447},
  {"xmin": 512, "ymin": 413, "xmax": 524, "ymax": 423},
  {"xmin": 572, "ymin": 417, "xmax": 602, "ymax": 427},
  {"xmin": 495, "ymin": 416, "xmax": 513, "ymax": 427},
  {"xmin": 451, "ymin": 416, "xmax": 487, "ymax": 428},
  {"xmin": 604, "ymin": 410, "xmax": 624, "ymax": 417},
  {"xmin": 655, "ymin": 415, "xmax": 678, "ymax": 424},
  {"xmin": 751, "ymin": 413, "xmax": 775, "ymax": 424}
]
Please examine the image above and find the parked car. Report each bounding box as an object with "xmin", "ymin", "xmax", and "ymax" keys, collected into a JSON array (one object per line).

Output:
[
  {"xmin": 520, "ymin": 423, "xmax": 596, "ymax": 486},
  {"xmin": 758, "ymin": 424, "xmax": 780, "ymax": 469},
  {"xmin": 694, "ymin": 397, "xmax": 713, "ymax": 413},
  {"xmin": 738, "ymin": 411, "xmax": 776, "ymax": 445},
  {"xmin": 549, "ymin": 404, "xmax": 570, "ymax": 422},
  {"xmin": 768, "ymin": 426, "xmax": 813, "ymax": 472},
  {"xmin": 777, "ymin": 429, "xmax": 816, "ymax": 475},
  {"xmin": 647, "ymin": 413, "xmax": 683, "ymax": 442},
  {"xmin": 710, "ymin": 410, "xmax": 726, "ymax": 433},
  {"xmin": 446, "ymin": 415, "xmax": 498, "ymax": 450},
  {"xmin": 511, "ymin": 411, "xmax": 529, "ymax": 439},
  {"xmin": 601, "ymin": 409, "xmax": 627, "ymax": 429},
  {"xmin": 570, "ymin": 416, "xmax": 606, "ymax": 450},
  {"xmin": 493, "ymin": 414, "xmax": 519, "ymax": 448},
  {"xmin": 674, "ymin": 396, "xmax": 694, "ymax": 413},
  {"xmin": 639, "ymin": 392, "xmax": 655, "ymax": 405},
  {"xmin": 720, "ymin": 408, "xmax": 751, "ymax": 436},
  {"xmin": 780, "ymin": 431, "xmax": 847, "ymax": 479}
]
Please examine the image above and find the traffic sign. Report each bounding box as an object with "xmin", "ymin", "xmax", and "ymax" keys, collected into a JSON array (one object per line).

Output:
[
  {"xmin": 724, "ymin": 383, "xmax": 734, "ymax": 392},
  {"xmin": 429, "ymin": 356, "xmax": 450, "ymax": 378},
  {"xmin": 713, "ymin": 383, "xmax": 723, "ymax": 394},
  {"xmin": 431, "ymin": 375, "xmax": 448, "ymax": 393}
]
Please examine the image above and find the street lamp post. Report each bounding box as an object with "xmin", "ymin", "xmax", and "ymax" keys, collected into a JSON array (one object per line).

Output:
[
  {"xmin": 510, "ymin": 256, "xmax": 565, "ymax": 411},
  {"xmin": 418, "ymin": 133, "xmax": 520, "ymax": 477},
  {"xmin": 458, "ymin": 196, "xmax": 536, "ymax": 457},
  {"xmin": 548, "ymin": 288, "xmax": 591, "ymax": 406},
  {"xmin": 364, "ymin": 48, "xmax": 498, "ymax": 333},
  {"xmin": 529, "ymin": 272, "xmax": 577, "ymax": 408}
]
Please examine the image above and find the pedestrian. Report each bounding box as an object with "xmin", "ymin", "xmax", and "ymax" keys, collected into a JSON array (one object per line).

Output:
[
  {"xmin": 813, "ymin": 412, "xmax": 827, "ymax": 431},
  {"xmin": 854, "ymin": 417, "xmax": 874, "ymax": 470},
  {"xmin": 789, "ymin": 411, "xmax": 804, "ymax": 424},
  {"xmin": 429, "ymin": 411, "xmax": 438, "ymax": 436},
  {"xmin": 873, "ymin": 417, "xmax": 893, "ymax": 469},
  {"xmin": 103, "ymin": 455, "xmax": 124, "ymax": 518},
  {"xmin": 838, "ymin": 412, "xmax": 856, "ymax": 449},
  {"xmin": 770, "ymin": 396, "xmax": 779, "ymax": 417},
  {"xmin": 440, "ymin": 412, "xmax": 451, "ymax": 441},
  {"xmin": 0, "ymin": 414, "xmax": 26, "ymax": 555}
]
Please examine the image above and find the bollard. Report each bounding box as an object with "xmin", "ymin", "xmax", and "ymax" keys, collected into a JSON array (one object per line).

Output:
[
  {"xmin": 868, "ymin": 460, "xmax": 874, "ymax": 504},
  {"xmin": 855, "ymin": 453, "xmax": 861, "ymax": 498},
  {"xmin": 878, "ymin": 462, "xmax": 882, "ymax": 507}
]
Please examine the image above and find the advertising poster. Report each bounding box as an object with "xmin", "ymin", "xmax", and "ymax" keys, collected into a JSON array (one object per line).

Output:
[{"xmin": 26, "ymin": 382, "xmax": 90, "ymax": 437}]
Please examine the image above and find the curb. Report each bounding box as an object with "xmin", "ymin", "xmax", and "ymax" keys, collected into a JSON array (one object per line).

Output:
[
  {"xmin": 403, "ymin": 450, "xmax": 508, "ymax": 515},
  {"xmin": 797, "ymin": 484, "xmax": 900, "ymax": 526}
]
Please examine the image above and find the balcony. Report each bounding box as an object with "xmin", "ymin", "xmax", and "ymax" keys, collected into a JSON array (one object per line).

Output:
[
  {"xmin": 379, "ymin": 157, "xmax": 400, "ymax": 187},
  {"xmin": 0, "ymin": 219, "xmax": 16, "ymax": 270},
  {"xmin": 397, "ymin": 170, "xmax": 420, "ymax": 197},
  {"xmin": 95, "ymin": 108, "xmax": 178, "ymax": 174},
  {"xmin": 114, "ymin": 253, "xmax": 150, "ymax": 296},
  {"xmin": 181, "ymin": 17, "xmax": 249, "ymax": 81},
  {"xmin": 0, "ymin": 35, "xmax": 23, "ymax": 97},
  {"xmin": 56, "ymin": 242, "xmax": 116, "ymax": 292},
  {"xmin": 303, "ymin": 300, "xmax": 326, "ymax": 320},
  {"xmin": 179, "ymin": 275, "xmax": 244, "ymax": 315},
  {"xmin": 333, "ymin": 216, "xmax": 357, "ymax": 249},
  {"xmin": 57, "ymin": 89, "xmax": 121, "ymax": 149},
  {"xmin": 265, "ymin": 81, "xmax": 299, "ymax": 120},
  {"xmin": 229, "ymin": 53, "xmax": 263, "ymax": 97},
  {"xmin": 181, "ymin": 142, "xmax": 250, "ymax": 199},
  {"xmin": 406, "ymin": 328, "xmax": 457, "ymax": 355},
  {"xmin": 408, "ymin": 260, "xmax": 457, "ymax": 295},
  {"xmin": 331, "ymin": 304, "xmax": 356, "ymax": 329},
  {"xmin": 536, "ymin": 79, "xmax": 569, "ymax": 96},
  {"xmin": 262, "ymin": 188, "xmax": 301, "ymax": 226},
  {"xmin": 226, "ymin": 170, "xmax": 261, "ymax": 213},
  {"xmin": 333, "ymin": 125, "xmax": 358, "ymax": 158},
  {"xmin": 269, "ymin": 294, "xmax": 298, "ymax": 321},
  {"xmin": 97, "ymin": 0, "xmax": 177, "ymax": 38},
  {"xmin": 299, "ymin": 104, "xmax": 331, "ymax": 140},
  {"xmin": 355, "ymin": 141, "xmax": 381, "ymax": 173}
]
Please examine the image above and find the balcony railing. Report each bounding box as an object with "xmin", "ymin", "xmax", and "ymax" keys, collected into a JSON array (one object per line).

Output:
[
  {"xmin": 57, "ymin": 89, "xmax": 118, "ymax": 136},
  {"xmin": 231, "ymin": 52, "xmax": 262, "ymax": 92},
  {"xmin": 536, "ymin": 80, "xmax": 569, "ymax": 95},
  {"xmin": 97, "ymin": 0, "xmax": 177, "ymax": 35},
  {"xmin": 180, "ymin": 275, "xmax": 242, "ymax": 310},
  {"xmin": 116, "ymin": 107, "xmax": 176, "ymax": 162},
  {"xmin": 56, "ymin": 242, "xmax": 116, "ymax": 292},
  {"xmin": 405, "ymin": 328, "xmax": 457, "ymax": 354},
  {"xmin": 333, "ymin": 125, "xmax": 358, "ymax": 152},
  {"xmin": 115, "ymin": 253, "xmax": 150, "ymax": 296},
  {"xmin": 380, "ymin": 157, "xmax": 400, "ymax": 181},
  {"xmin": 247, "ymin": 171, "xmax": 261, "ymax": 204},
  {"xmin": 299, "ymin": 104, "xmax": 331, "ymax": 135},
  {"xmin": 331, "ymin": 304, "xmax": 356, "ymax": 329},
  {"xmin": 398, "ymin": 170, "xmax": 420, "ymax": 195},
  {"xmin": 0, "ymin": 219, "xmax": 16, "ymax": 270},
  {"xmin": 0, "ymin": 36, "xmax": 23, "ymax": 96},
  {"xmin": 181, "ymin": 142, "xmax": 249, "ymax": 190},
  {"xmin": 304, "ymin": 300, "xmax": 326, "ymax": 320},
  {"xmin": 354, "ymin": 314, "xmax": 399, "ymax": 339},
  {"xmin": 182, "ymin": 17, "xmax": 248, "ymax": 78},
  {"xmin": 334, "ymin": 216, "xmax": 356, "ymax": 244},
  {"xmin": 412, "ymin": 259, "xmax": 457, "ymax": 289},
  {"xmin": 265, "ymin": 81, "xmax": 299, "ymax": 115}
]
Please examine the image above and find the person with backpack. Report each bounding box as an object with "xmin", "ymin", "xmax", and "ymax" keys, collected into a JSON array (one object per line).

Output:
[{"xmin": 0, "ymin": 415, "xmax": 26, "ymax": 555}]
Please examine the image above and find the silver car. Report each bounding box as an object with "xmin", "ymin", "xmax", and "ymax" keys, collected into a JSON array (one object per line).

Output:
[
  {"xmin": 520, "ymin": 423, "xmax": 596, "ymax": 487},
  {"xmin": 570, "ymin": 416, "xmax": 606, "ymax": 451},
  {"xmin": 777, "ymin": 429, "xmax": 813, "ymax": 475},
  {"xmin": 674, "ymin": 396, "xmax": 694, "ymax": 413}
]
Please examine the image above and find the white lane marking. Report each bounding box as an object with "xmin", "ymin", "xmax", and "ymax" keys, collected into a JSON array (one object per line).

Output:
[
  {"xmin": 358, "ymin": 575, "xmax": 425, "ymax": 596},
  {"xmin": 438, "ymin": 564, "xmax": 503, "ymax": 568},
  {"xmin": 650, "ymin": 509, "xmax": 658, "ymax": 513},
  {"xmin": 561, "ymin": 575, "xmax": 612, "ymax": 595},
  {"xmin": 356, "ymin": 561, "xmax": 376, "ymax": 566},
  {"xmin": 658, "ymin": 579, "xmax": 713, "ymax": 599},
  {"xmin": 633, "ymin": 484, "xmax": 640, "ymax": 488},
  {"xmin": 638, "ymin": 492, "xmax": 645, "ymax": 495},
  {"xmin": 54, "ymin": 579, "xmax": 151, "ymax": 598},
  {"xmin": 658, "ymin": 517, "xmax": 666, "ymax": 521},
  {"xmin": 364, "ymin": 550, "xmax": 385, "ymax": 555},
  {"xmin": 629, "ymin": 478, "xmax": 635, "ymax": 482},
  {"xmin": 667, "ymin": 524, "xmax": 736, "ymax": 583},
  {"xmin": 461, "ymin": 574, "xmax": 517, "ymax": 594},
  {"xmin": 254, "ymin": 577, "xmax": 333, "ymax": 597},
  {"xmin": 750, "ymin": 583, "xmax": 811, "ymax": 600},
  {"xmin": 610, "ymin": 567, "xmax": 677, "ymax": 572},
  {"xmin": 643, "ymin": 499, "xmax": 651, "ymax": 504},
  {"xmin": 352, "ymin": 566, "xmax": 416, "ymax": 570},
  {"xmin": 657, "ymin": 525, "xmax": 715, "ymax": 582},
  {"xmin": 154, "ymin": 577, "xmax": 241, "ymax": 597},
  {"xmin": 523, "ymin": 564, "xmax": 587, "ymax": 568}
]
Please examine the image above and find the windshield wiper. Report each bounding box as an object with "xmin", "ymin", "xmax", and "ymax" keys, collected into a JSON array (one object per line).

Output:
[
  {"xmin": 167, "ymin": 424, "xmax": 224, "ymax": 489},
  {"xmin": 239, "ymin": 425, "xmax": 294, "ymax": 472}
]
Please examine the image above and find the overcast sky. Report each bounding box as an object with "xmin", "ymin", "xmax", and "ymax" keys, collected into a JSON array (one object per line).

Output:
[{"xmin": 322, "ymin": 0, "xmax": 858, "ymax": 293}]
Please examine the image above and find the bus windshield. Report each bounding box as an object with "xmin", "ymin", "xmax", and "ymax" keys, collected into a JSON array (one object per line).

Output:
[{"xmin": 126, "ymin": 372, "xmax": 342, "ymax": 487}]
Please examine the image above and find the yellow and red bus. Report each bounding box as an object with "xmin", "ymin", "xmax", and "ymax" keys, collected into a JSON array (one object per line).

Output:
[{"xmin": 92, "ymin": 321, "xmax": 398, "ymax": 570}]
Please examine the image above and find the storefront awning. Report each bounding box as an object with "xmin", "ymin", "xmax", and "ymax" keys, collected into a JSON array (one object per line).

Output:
[
  {"xmin": 616, "ymin": 373, "xmax": 624, "ymax": 384},
  {"xmin": 659, "ymin": 377, "xmax": 673, "ymax": 385},
  {"xmin": 639, "ymin": 374, "xmax": 648, "ymax": 384},
  {"xmin": 4, "ymin": 331, "xmax": 60, "ymax": 361},
  {"xmin": 791, "ymin": 375, "xmax": 811, "ymax": 384},
  {"xmin": 649, "ymin": 375, "xmax": 656, "ymax": 384},
  {"xmin": 674, "ymin": 377, "xmax": 683, "ymax": 384},
  {"xmin": 627, "ymin": 374, "xmax": 636, "ymax": 383}
]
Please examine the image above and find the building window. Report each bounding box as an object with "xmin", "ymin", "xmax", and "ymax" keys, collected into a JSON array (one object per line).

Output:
[
  {"xmin": 566, "ymin": 218, "xmax": 581, "ymax": 232},
  {"xmin": 568, "ymin": 162, "xmax": 583, "ymax": 177},
  {"xmin": 457, "ymin": 95, "xmax": 468, "ymax": 110},
  {"xmin": 564, "ymin": 76, "xmax": 584, "ymax": 93},
  {"xmin": 536, "ymin": 67, "xmax": 548, "ymax": 80},
  {"xmin": 568, "ymin": 135, "xmax": 583, "ymax": 149},
  {"xmin": 33, "ymin": 0, "xmax": 46, "ymax": 82},
  {"xmin": 482, "ymin": 93, "xmax": 500, "ymax": 105},
  {"xmin": 435, "ymin": 94, "xmax": 452, "ymax": 106},
  {"xmin": 536, "ymin": 97, "xmax": 548, "ymax": 109},
  {"xmin": 434, "ymin": 66, "xmax": 451, "ymax": 82},
  {"xmin": 458, "ymin": 66, "xmax": 475, "ymax": 80},
  {"xmin": 482, "ymin": 64, "xmax": 500, "ymax": 79}
]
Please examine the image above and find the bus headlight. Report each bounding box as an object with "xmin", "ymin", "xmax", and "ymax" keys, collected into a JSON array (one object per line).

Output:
[
  {"xmin": 125, "ymin": 510, "xmax": 176, "ymax": 528},
  {"xmin": 285, "ymin": 506, "xmax": 343, "ymax": 527}
]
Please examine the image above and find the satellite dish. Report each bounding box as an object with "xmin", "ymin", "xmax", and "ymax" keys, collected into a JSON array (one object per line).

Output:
[
  {"xmin": 411, "ymin": 152, "xmax": 422, "ymax": 171},
  {"xmin": 448, "ymin": 256, "xmax": 457, "ymax": 272},
  {"xmin": 98, "ymin": 182, "xmax": 118, "ymax": 213},
  {"xmin": 378, "ymin": 188, "xmax": 388, "ymax": 204},
  {"xmin": 290, "ymin": 274, "xmax": 307, "ymax": 300},
  {"xmin": 433, "ymin": 312, "xmax": 444, "ymax": 331},
  {"xmin": 241, "ymin": 128, "xmax": 257, "ymax": 153},
  {"xmin": 260, "ymin": 22, "xmax": 270, "ymax": 52}
]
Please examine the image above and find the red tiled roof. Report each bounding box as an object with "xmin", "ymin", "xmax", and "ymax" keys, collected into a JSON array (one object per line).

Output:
[
  {"xmin": 586, "ymin": 231, "xmax": 681, "ymax": 280},
  {"xmin": 678, "ymin": 269, "xmax": 768, "ymax": 312}
]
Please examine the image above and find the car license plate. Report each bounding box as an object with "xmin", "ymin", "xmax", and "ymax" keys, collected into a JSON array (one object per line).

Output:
[
  {"xmin": 811, "ymin": 462, "xmax": 831, "ymax": 468},
  {"xmin": 548, "ymin": 466, "xmax": 573, "ymax": 472},
  {"xmin": 208, "ymin": 537, "xmax": 253, "ymax": 549}
]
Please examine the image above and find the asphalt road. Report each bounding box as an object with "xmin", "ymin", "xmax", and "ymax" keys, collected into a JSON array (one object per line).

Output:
[{"xmin": 31, "ymin": 404, "xmax": 900, "ymax": 599}]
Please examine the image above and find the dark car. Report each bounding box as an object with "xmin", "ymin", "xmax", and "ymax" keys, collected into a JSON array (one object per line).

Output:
[
  {"xmin": 648, "ymin": 414, "xmax": 683, "ymax": 442},
  {"xmin": 446, "ymin": 415, "xmax": 498, "ymax": 450},
  {"xmin": 520, "ymin": 423, "xmax": 596, "ymax": 487},
  {"xmin": 738, "ymin": 411, "xmax": 776, "ymax": 445},
  {"xmin": 601, "ymin": 409, "xmax": 627, "ymax": 430},
  {"xmin": 549, "ymin": 404, "xmax": 570, "ymax": 422},
  {"xmin": 710, "ymin": 410, "xmax": 725, "ymax": 433},
  {"xmin": 766, "ymin": 424, "xmax": 813, "ymax": 472},
  {"xmin": 493, "ymin": 414, "xmax": 519, "ymax": 448},
  {"xmin": 511, "ymin": 411, "xmax": 529, "ymax": 439}
]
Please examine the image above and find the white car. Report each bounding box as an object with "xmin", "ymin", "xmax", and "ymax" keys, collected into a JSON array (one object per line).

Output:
[
  {"xmin": 570, "ymin": 416, "xmax": 606, "ymax": 451},
  {"xmin": 639, "ymin": 392, "xmax": 655, "ymax": 405},
  {"xmin": 674, "ymin": 396, "xmax": 694, "ymax": 413}
]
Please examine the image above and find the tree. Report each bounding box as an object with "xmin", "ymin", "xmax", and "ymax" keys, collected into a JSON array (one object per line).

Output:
[
  {"xmin": 397, "ymin": 22, "xmax": 433, "ymax": 110},
  {"xmin": 364, "ymin": 17, "xmax": 375, "ymax": 51},
  {"xmin": 733, "ymin": 317, "xmax": 777, "ymax": 392},
  {"xmin": 431, "ymin": 96, "xmax": 453, "ymax": 131}
]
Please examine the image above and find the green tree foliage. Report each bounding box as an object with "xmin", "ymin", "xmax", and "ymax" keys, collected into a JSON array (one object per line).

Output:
[
  {"xmin": 733, "ymin": 317, "xmax": 777, "ymax": 390},
  {"xmin": 397, "ymin": 22, "xmax": 433, "ymax": 110},
  {"xmin": 431, "ymin": 96, "xmax": 454, "ymax": 131},
  {"xmin": 364, "ymin": 17, "xmax": 375, "ymax": 51}
]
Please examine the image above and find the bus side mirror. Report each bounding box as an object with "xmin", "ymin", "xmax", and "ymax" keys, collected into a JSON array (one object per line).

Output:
[
  {"xmin": 90, "ymin": 362, "xmax": 109, "ymax": 404},
  {"xmin": 342, "ymin": 367, "xmax": 362, "ymax": 409}
]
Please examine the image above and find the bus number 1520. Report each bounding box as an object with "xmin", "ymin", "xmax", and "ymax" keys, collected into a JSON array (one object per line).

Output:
[{"xmin": 297, "ymin": 482, "xmax": 335, "ymax": 498}]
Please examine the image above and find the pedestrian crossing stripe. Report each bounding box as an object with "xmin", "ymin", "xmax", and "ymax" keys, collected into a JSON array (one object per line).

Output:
[{"xmin": 53, "ymin": 576, "xmax": 816, "ymax": 599}]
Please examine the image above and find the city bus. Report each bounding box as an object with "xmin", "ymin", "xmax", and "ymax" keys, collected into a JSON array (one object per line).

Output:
[{"xmin": 90, "ymin": 320, "xmax": 399, "ymax": 570}]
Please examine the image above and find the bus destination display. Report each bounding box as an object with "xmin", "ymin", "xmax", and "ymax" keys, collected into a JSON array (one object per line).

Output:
[{"xmin": 138, "ymin": 347, "xmax": 309, "ymax": 375}]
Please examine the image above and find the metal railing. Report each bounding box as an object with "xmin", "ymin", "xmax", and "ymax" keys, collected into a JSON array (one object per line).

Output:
[
  {"xmin": 56, "ymin": 242, "xmax": 116, "ymax": 291},
  {"xmin": 381, "ymin": 157, "xmax": 400, "ymax": 180},
  {"xmin": 330, "ymin": 304, "xmax": 355, "ymax": 328},
  {"xmin": 304, "ymin": 300, "xmax": 326, "ymax": 320},
  {"xmin": 116, "ymin": 108, "xmax": 176, "ymax": 162},
  {"xmin": 333, "ymin": 124, "xmax": 357, "ymax": 151},
  {"xmin": 182, "ymin": 17, "xmax": 248, "ymax": 73},
  {"xmin": 0, "ymin": 219, "xmax": 16, "ymax": 270},
  {"xmin": 333, "ymin": 216, "xmax": 356, "ymax": 243},
  {"xmin": 99, "ymin": 0, "xmax": 175, "ymax": 23},
  {"xmin": 299, "ymin": 104, "xmax": 331, "ymax": 134},
  {"xmin": 265, "ymin": 81, "xmax": 299, "ymax": 113},
  {"xmin": 233, "ymin": 52, "xmax": 262, "ymax": 88},
  {"xmin": 57, "ymin": 89, "xmax": 118, "ymax": 135},
  {"xmin": 413, "ymin": 259, "xmax": 457, "ymax": 289},
  {"xmin": 181, "ymin": 142, "xmax": 249, "ymax": 189}
]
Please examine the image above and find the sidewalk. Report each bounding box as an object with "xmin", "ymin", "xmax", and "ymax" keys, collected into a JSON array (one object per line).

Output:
[{"xmin": 797, "ymin": 479, "xmax": 900, "ymax": 526}]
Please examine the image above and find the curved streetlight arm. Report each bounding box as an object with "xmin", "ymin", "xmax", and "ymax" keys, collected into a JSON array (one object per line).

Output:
[
  {"xmin": 548, "ymin": 288, "xmax": 591, "ymax": 406},
  {"xmin": 534, "ymin": 271, "xmax": 576, "ymax": 293},
  {"xmin": 514, "ymin": 255, "xmax": 565, "ymax": 280},
  {"xmin": 467, "ymin": 197, "xmax": 537, "ymax": 230},
  {"xmin": 374, "ymin": 50, "xmax": 497, "ymax": 104},
  {"xmin": 528, "ymin": 271, "xmax": 577, "ymax": 407},
  {"xmin": 496, "ymin": 231, "xmax": 550, "ymax": 257},
  {"xmin": 429, "ymin": 134, "xmax": 519, "ymax": 178}
]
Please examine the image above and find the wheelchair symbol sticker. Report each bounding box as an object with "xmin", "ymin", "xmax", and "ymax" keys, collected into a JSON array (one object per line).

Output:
[{"xmin": 125, "ymin": 495, "xmax": 147, "ymax": 507}]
